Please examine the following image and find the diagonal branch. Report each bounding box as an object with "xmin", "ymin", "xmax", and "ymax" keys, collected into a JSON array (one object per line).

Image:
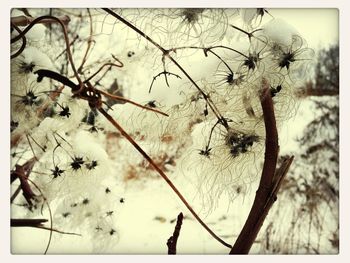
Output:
[{"xmin": 98, "ymin": 107, "xmax": 232, "ymax": 249}]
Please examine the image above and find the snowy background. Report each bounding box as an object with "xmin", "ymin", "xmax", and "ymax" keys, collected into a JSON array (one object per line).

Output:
[{"xmin": 10, "ymin": 8, "xmax": 338, "ymax": 254}]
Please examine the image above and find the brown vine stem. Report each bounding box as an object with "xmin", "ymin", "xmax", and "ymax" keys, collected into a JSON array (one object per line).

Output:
[
  {"xmin": 11, "ymin": 15, "xmax": 70, "ymax": 27},
  {"xmin": 229, "ymin": 78, "xmax": 285, "ymax": 254},
  {"xmin": 98, "ymin": 107, "xmax": 232, "ymax": 249}
]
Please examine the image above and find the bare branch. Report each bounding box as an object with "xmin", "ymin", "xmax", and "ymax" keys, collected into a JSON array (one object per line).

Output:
[
  {"xmin": 167, "ymin": 212, "xmax": 184, "ymax": 254},
  {"xmin": 149, "ymin": 71, "xmax": 182, "ymax": 93}
]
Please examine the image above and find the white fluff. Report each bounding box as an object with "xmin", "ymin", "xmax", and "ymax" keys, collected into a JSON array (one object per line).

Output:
[{"xmin": 262, "ymin": 18, "xmax": 300, "ymax": 46}]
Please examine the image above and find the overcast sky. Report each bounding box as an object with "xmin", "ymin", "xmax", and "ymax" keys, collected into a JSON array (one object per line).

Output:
[{"xmin": 270, "ymin": 8, "xmax": 338, "ymax": 48}]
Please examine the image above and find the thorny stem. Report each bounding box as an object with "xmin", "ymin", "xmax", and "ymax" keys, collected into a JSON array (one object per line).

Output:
[
  {"xmin": 230, "ymin": 79, "xmax": 283, "ymax": 254},
  {"xmin": 98, "ymin": 107, "xmax": 232, "ymax": 249},
  {"xmin": 102, "ymin": 8, "xmax": 229, "ymax": 129},
  {"xmin": 36, "ymin": 69, "xmax": 79, "ymax": 91},
  {"xmin": 10, "ymin": 158, "xmax": 69, "ymax": 254}
]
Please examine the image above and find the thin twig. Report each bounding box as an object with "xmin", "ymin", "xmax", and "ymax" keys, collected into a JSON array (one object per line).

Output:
[
  {"xmin": 98, "ymin": 89, "xmax": 169, "ymax": 117},
  {"xmin": 77, "ymin": 9, "xmax": 93, "ymax": 73},
  {"xmin": 11, "ymin": 185, "xmax": 21, "ymax": 203},
  {"xmin": 84, "ymin": 61, "xmax": 123, "ymax": 83},
  {"xmin": 173, "ymin": 45, "xmax": 248, "ymax": 59},
  {"xmin": 55, "ymin": 35, "xmax": 79, "ymax": 60},
  {"xmin": 167, "ymin": 212, "xmax": 184, "ymax": 254},
  {"xmin": 230, "ymin": 24, "xmax": 263, "ymax": 42},
  {"xmin": 149, "ymin": 71, "xmax": 182, "ymax": 93}
]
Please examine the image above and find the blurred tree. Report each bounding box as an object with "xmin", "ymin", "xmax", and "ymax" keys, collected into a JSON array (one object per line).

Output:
[{"xmin": 298, "ymin": 44, "xmax": 339, "ymax": 97}]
